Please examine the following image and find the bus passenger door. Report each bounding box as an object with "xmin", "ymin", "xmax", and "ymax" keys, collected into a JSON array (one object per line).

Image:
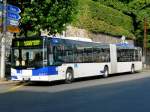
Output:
[{"xmin": 110, "ymin": 44, "xmax": 117, "ymax": 74}]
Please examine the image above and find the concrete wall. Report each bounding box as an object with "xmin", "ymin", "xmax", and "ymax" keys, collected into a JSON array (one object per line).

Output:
[{"xmin": 64, "ymin": 26, "xmax": 134, "ymax": 44}]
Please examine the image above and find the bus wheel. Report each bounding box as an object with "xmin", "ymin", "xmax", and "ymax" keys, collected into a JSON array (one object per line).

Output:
[
  {"xmin": 103, "ymin": 66, "xmax": 109, "ymax": 78},
  {"xmin": 65, "ymin": 69, "xmax": 74, "ymax": 84},
  {"xmin": 131, "ymin": 65, "xmax": 135, "ymax": 74}
]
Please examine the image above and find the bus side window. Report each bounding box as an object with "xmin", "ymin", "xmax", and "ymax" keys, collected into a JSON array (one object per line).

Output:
[
  {"xmin": 49, "ymin": 54, "xmax": 54, "ymax": 65},
  {"xmin": 53, "ymin": 46, "xmax": 64, "ymax": 65},
  {"xmin": 53, "ymin": 46, "xmax": 57, "ymax": 62},
  {"xmin": 48, "ymin": 46, "xmax": 53, "ymax": 65}
]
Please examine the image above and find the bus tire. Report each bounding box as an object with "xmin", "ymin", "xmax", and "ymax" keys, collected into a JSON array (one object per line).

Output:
[
  {"xmin": 65, "ymin": 68, "xmax": 74, "ymax": 84},
  {"xmin": 131, "ymin": 64, "xmax": 135, "ymax": 74},
  {"xmin": 103, "ymin": 66, "xmax": 109, "ymax": 78}
]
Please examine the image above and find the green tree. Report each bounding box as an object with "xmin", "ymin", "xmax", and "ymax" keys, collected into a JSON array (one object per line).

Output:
[
  {"xmin": 14, "ymin": 0, "xmax": 78, "ymax": 37},
  {"xmin": 93, "ymin": 0, "xmax": 150, "ymax": 47},
  {"xmin": 127, "ymin": 0, "xmax": 150, "ymax": 47},
  {"xmin": 73, "ymin": 0, "xmax": 134, "ymax": 39}
]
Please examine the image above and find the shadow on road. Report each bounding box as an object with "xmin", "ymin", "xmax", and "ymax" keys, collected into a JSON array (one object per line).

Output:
[{"xmin": 1, "ymin": 76, "xmax": 150, "ymax": 112}]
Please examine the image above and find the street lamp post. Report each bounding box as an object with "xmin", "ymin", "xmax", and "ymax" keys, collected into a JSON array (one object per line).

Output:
[
  {"xmin": 143, "ymin": 18, "xmax": 147, "ymax": 67},
  {"xmin": 0, "ymin": 0, "xmax": 7, "ymax": 79}
]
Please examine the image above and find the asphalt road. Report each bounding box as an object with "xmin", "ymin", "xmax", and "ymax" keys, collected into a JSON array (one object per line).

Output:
[{"xmin": 0, "ymin": 71, "xmax": 150, "ymax": 112}]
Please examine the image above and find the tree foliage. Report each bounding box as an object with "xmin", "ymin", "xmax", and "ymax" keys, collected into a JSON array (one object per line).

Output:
[
  {"xmin": 73, "ymin": 0, "xmax": 134, "ymax": 39},
  {"xmin": 8, "ymin": 0, "xmax": 150, "ymax": 47},
  {"xmin": 18, "ymin": 0, "xmax": 78, "ymax": 37},
  {"xmin": 92, "ymin": 0, "xmax": 150, "ymax": 47}
]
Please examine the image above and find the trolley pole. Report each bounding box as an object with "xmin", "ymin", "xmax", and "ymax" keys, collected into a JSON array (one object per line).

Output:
[{"xmin": 0, "ymin": 0, "xmax": 7, "ymax": 79}]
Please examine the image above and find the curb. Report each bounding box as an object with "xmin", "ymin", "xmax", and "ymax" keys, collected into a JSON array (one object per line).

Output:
[
  {"xmin": 0, "ymin": 80, "xmax": 20, "ymax": 85},
  {"xmin": 142, "ymin": 69, "xmax": 150, "ymax": 72}
]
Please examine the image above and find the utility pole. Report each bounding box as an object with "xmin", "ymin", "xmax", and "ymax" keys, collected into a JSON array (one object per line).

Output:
[
  {"xmin": 0, "ymin": 0, "xmax": 7, "ymax": 79},
  {"xmin": 143, "ymin": 18, "xmax": 147, "ymax": 66}
]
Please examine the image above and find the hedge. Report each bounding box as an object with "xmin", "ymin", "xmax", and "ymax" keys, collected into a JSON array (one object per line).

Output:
[{"xmin": 73, "ymin": 0, "xmax": 135, "ymax": 39}]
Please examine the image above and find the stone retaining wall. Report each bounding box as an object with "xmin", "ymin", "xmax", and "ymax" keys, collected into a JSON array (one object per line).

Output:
[{"xmin": 65, "ymin": 26, "xmax": 134, "ymax": 44}]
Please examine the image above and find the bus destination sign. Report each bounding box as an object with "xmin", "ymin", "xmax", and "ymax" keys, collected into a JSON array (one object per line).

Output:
[{"xmin": 14, "ymin": 40, "xmax": 43, "ymax": 47}]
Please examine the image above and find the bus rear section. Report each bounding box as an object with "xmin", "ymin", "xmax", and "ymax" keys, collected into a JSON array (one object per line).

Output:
[{"xmin": 110, "ymin": 44, "xmax": 142, "ymax": 74}]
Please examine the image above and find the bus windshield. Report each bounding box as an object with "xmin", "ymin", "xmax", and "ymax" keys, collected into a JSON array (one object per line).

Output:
[{"xmin": 11, "ymin": 48, "xmax": 47, "ymax": 68}]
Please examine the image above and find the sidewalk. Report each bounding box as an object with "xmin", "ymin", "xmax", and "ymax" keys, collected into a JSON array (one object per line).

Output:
[
  {"xmin": 0, "ymin": 77, "xmax": 19, "ymax": 85},
  {"xmin": 143, "ymin": 69, "xmax": 150, "ymax": 73},
  {"xmin": 0, "ymin": 80, "xmax": 14, "ymax": 84},
  {"xmin": 142, "ymin": 67, "xmax": 150, "ymax": 72}
]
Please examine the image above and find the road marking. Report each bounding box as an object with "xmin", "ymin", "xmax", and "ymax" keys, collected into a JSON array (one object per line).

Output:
[{"xmin": 1, "ymin": 82, "xmax": 29, "ymax": 94}]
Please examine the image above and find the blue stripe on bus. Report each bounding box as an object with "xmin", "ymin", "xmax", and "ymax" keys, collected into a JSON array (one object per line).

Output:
[
  {"xmin": 17, "ymin": 70, "xmax": 22, "ymax": 73},
  {"xmin": 32, "ymin": 66, "xmax": 58, "ymax": 76}
]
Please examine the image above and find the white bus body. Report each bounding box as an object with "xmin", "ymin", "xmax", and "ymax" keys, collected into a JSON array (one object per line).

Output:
[{"xmin": 11, "ymin": 37, "xmax": 142, "ymax": 82}]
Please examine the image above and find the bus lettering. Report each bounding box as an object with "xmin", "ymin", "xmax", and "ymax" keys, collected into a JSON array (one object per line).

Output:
[{"xmin": 24, "ymin": 40, "xmax": 41, "ymax": 46}]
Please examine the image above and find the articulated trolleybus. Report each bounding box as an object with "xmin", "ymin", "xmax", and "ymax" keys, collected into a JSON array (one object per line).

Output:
[{"xmin": 11, "ymin": 36, "xmax": 142, "ymax": 83}]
